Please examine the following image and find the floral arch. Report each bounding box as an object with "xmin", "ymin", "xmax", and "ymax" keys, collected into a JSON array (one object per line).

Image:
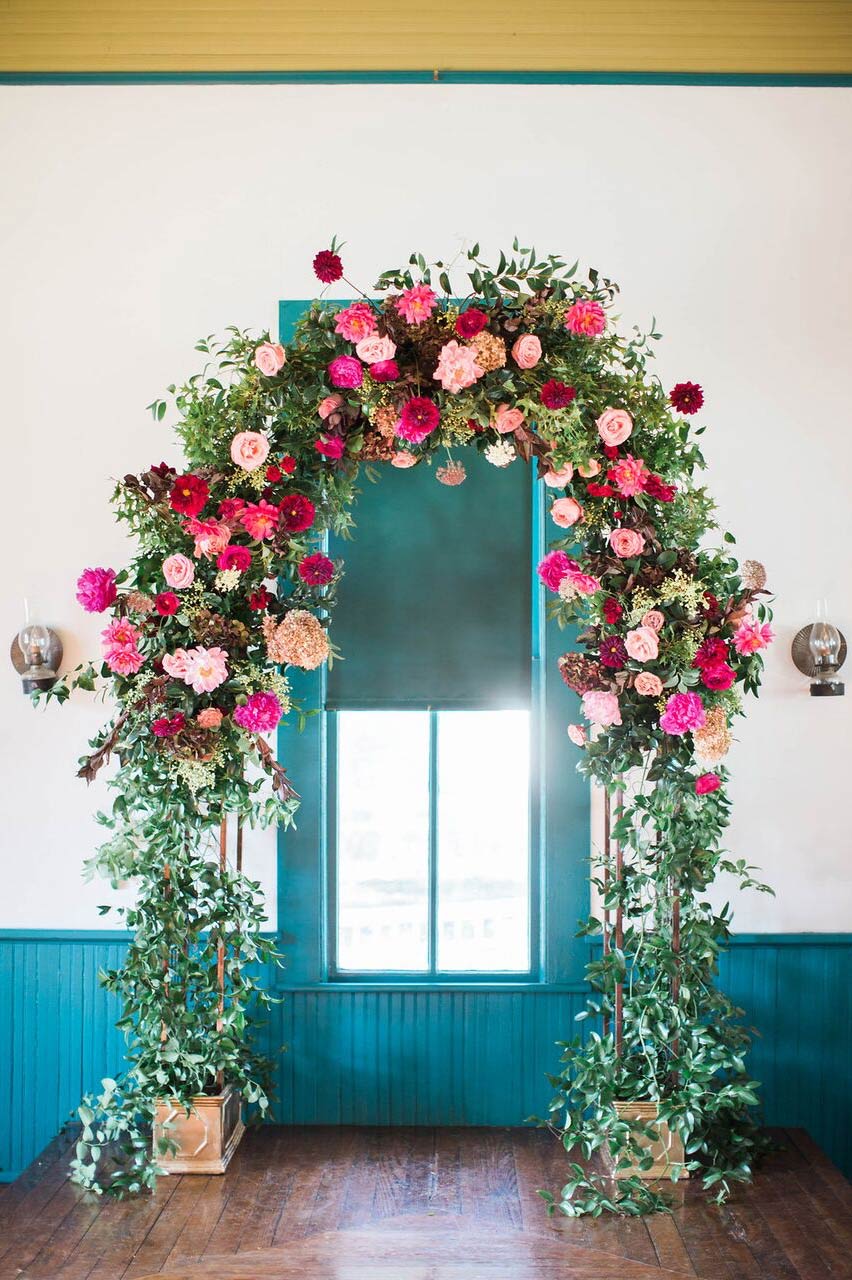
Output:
[{"xmin": 52, "ymin": 241, "xmax": 774, "ymax": 1211}]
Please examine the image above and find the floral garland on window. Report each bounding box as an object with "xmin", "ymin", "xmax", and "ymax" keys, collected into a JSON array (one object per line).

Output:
[{"xmin": 46, "ymin": 240, "xmax": 773, "ymax": 1206}]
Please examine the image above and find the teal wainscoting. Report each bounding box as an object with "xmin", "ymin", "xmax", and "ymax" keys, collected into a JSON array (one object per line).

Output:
[{"xmin": 0, "ymin": 931, "xmax": 849, "ymax": 1181}]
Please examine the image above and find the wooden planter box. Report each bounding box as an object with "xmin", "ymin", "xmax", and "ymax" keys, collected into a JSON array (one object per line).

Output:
[
  {"xmin": 153, "ymin": 1084, "xmax": 244, "ymax": 1174},
  {"xmin": 609, "ymin": 1100, "xmax": 686, "ymax": 1181}
]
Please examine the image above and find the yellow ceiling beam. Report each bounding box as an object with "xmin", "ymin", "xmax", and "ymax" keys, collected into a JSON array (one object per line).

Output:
[{"xmin": 1, "ymin": 1, "xmax": 851, "ymax": 75}]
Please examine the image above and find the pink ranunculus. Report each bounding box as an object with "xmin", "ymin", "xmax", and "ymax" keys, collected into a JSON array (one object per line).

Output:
[
  {"xmin": 625, "ymin": 625, "xmax": 660, "ymax": 663},
  {"xmin": 634, "ymin": 671, "xmax": 663, "ymax": 697},
  {"xmin": 240, "ymin": 500, "xmax": 280, "ymax": 541},
  {"xmin": 567, "ymin": 723, "xmax": 587, "ymax": 747},
  {"xmin": 695, "ymin": 772, "xmax": 722, "ymax": 796},
  {"xmin": 254, "ymin": 342, "xmax": 286, "ymax": 376},
  {"xmin": 162, "ymin": 553, "xmax": 195, "ymax": 590},
  {"xmin": 183, "ymin": 646, "xmax": 229, "ymax": 694},
  {"xmin": 609, "ymin": 454, "xmax": 650, "ymax": 497},
  {"xmin": 659, "ymin": 691, "xmax": 706, "ymax": 736},
  {"xmin": 565, "ymin": 299, "xmax": 606, "ymax": 337},
  {"xmin": 230, "ymin": 431, "xmax": 270, "ymax": 472},
  {"xmin": 76, "ymin": 567, "xmax": 117, "ymax": 613},
  {"xmin": 543, "ymin": 462, "xmax": 575, "ymax": 488},
  {"xmin": 551, "ymin": 497, "xmax": 584, "ymax": 528},
  {"xmin": 318, "ymin": 393, "xmax": 344, "ymax": 419},
  {"xmin": 511, "ymin": 334, "xmax": 542, "ymax": 369},
  {"xmin": 433, "ymin": 340, "xmax": 484, "ymax": 393},
  {"xmin": 391, "ymin": 451, "xmax": 418, "ymax": 468},
  {"xmin": 186, "ymin": 517, "xmax": 231, "ymax": 560},
  {"xmin": 162, "ymin": 647, "xmax": 191, "ymax": 680},
  {"xmin": 233, "ymin": 690, "xmax": 283, "ymax": 734},
  {"xmin": 494, "ymin": 405, "xmax": 525, "ymax": 435},
  {"xmin": 334, "ymin": 302, "xmax": 377, "ymax": 343},
  {"xmin": 641, "ymin": 610, "xmax": 665, "ymax": 633},
  {"xmin": 581, "ymin": 689, "xmax": 622, "ymax": 727},
  {"xmin": 596, "ymin": 408, "xmax": 634, "ymax": 447},
  {"xmin": 609, "ymin": 528, "xmax": 646, "ymax": 559},
  {"xmin": 328, "ymin": 355, "xmax": 363, "ymax": 389},
  {"xmin": 355, "ymin": 334, "xmax": 396, "ymax": 364},
  {"xmin": 196, "ymin": 707, "xmax": 223, "ymax": 729},
  {"xmin": 733, "ymin": 617, "xmax": 775, "ymax": 654},
  {"xmin": 577, "ymin": 459, "xmax": 601, "ymax": 478},
  {"xmin": 537, "ymin": 549, "xmax": 573, "ymax": 592},
  {"xmin": 396, "ymin": 284, "xmax": 438, "ymax": 325}
]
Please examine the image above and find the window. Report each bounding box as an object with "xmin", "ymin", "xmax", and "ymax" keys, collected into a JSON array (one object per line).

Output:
[{"xmin": 332, "ymin": 708, "xmax": 531, "ymax": 977}]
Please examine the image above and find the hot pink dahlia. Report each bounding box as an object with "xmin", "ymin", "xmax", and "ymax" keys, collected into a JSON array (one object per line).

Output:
[
  {"xmin": 396, "ymin": 285, "xmax": 438, "ymax": 325},
  {"xmin": 565, "ymin": 299, "xmax": 606, "ymax": 337},
  {"xmin": 334, "ymin": 302, "xmax": 376, "ymax": 342}
]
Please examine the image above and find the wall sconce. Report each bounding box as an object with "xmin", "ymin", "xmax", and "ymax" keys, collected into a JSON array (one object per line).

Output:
[
  {"xmin": 10, "ymin": 602, "xmax": 62, "ymax": 695},
  {"xmin": 791, "ymin": 602, "xmax": 846, "ymax": 697}
]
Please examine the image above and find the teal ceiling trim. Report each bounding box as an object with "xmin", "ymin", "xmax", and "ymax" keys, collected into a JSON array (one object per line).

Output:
[{"xmin": 2, "ymin": 71, "xmax": 852, "ymax": 87}]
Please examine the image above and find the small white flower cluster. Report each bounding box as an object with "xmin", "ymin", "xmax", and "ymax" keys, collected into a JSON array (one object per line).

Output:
[
  {"xmin": 484, "ymin": 439, "xmax": 516, "ymax": 468},
  {"xmin": 214, "ymin": 568, "xmax": 243, "ymax": 592}
]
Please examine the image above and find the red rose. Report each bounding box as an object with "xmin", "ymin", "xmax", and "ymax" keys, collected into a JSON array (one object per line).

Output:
[
  {"xmin": 603, "ymin": 597, "xmax": 623, "ymax": 624},
  {"xmin": 298, "ymin": 552, "xmax": 335, "ymax": 586},
  {"xmin": 587, "ymin": 481, "xmax": 616, "ymax": 497},
  {"xmin": 280, "ymin": 455, "xmax": 297, "ymax": 475},
  {"xmin": 644, "ymin": 473, "xmax": 677, "ymax": 502},
  {"xmin": 539, "ymin": 379, "xmax": 576, "ymax": 410},
  {"xmin": 455, "ymin": 308, "xmax": 488, "ymax": 338},
  {"xmin": 169, "ymin": 473, "xmax": 209, "ymax": 517},
  {"xmin": 701, "ymin": 661, "xmax": 736, "ymax": 691},
  {"xmin": 313, "ymin": 249, "xmax": 343, "ymax": 284},
  {"xmin": 370, "ymin": 359, "xmax": 399, "ymax": 382},
  {"xmin": 695, "ymin": 771, "xmax": 721, "ymax": 795},
  {"xmin": 670, "ymin": 381, "xmax": 704, "ymax": 415},
  {"xmin": 218, "ymin": 497, "xmax": 246, "ymax": 521},
  {"xmin": 603, "ymin": 444, "xmax": 620, "ymax": 460},
  {"xmin": 248, "ymin": 587, "xmax": 273, "ymax": 611},
  {"xmin": 279, "ymin": 494, "xmax": 316, "ymax": 533},
  {"xmin": 217, "ymin": 545, "xmax": 252, "ymax": 572},
  {"xmin": 155, "ymin": 591, "xmax": 179, "ymax": 616},
  {"xmin": 693, "ymin": 636, "xmax": 728, "ymax": 669},
  {"xmin": 265, "ymin": 464, "xmax": 282, "ymax": 483}
]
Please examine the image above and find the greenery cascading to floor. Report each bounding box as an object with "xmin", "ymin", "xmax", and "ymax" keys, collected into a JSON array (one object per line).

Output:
[{"xmin": 42, "ymin": 241, "xmax": 773, "ymax": 1207}]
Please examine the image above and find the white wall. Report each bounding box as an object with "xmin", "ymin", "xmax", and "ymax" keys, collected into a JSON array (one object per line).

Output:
[{"xmin": 1, "ymin": 84, "xmax": 850, "ymax": 932}]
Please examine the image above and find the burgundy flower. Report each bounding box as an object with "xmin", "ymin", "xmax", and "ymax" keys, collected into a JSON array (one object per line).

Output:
[
  {"xmin": 644, "ymin": 473, "xmax": 677, "ymax": 502},
  {"xmin": 587, "ymin": 481, "xmax": 616, "ymax": 497},
  {"xmin": 370, "ymin": 359, "xmax": 399, "ymax": 382},
  {"xmin": 151, "ymin": 712, "xmax": 186, "ymax": 738},
  {"xmin": 169, "ymin": 473, "xmax": 209, "ymax": 517},
  {"xmin": 279, "ymin": 494, "xmax": 316, "ymax": 533},
  {"xmin": 298, "ymin": 552, "xmax": 335, "ymax": 586},
  {"xmin": 669, "ymin": 381, "xmax": 704, "ymax": 415},
  {"xmin": 599, "ymin": 635, "xmax": 628, "ymax": 669},
  {"xmin": 155, "ymin": 591, "xmax": 179, "ymax": 616},
  {"xmin": 313, "ymin": 249, "xmax": 343, "ymax": 284},
  {"xmin": 602, "ymin": 444, "xmax": 620, "ymax": 460},
  {"xmin": 398, "ymin": 397, "xmax": 440, "ymax": 444},
  {"xmin": 539, "ymin": 379, "xmax": 576, "ymax": 410},
  {"xmin": 693, "ymin": 636, "xmax": 728, "ymax": 669},
  {"xmin": 218, "ymin": 497, "xmax": 246, "ymax": 521},
  {"xmin": 280, "ymin": 455, "xmax": 297, "ymax": 475},
  {"xmin": 248, "ymin": 587, "xmax": 273, "ymax": 611},
  {"xmin": 701, "ymin": 661, "xmax": 737, "ymax": 691},
  {"xmin": 149, "ymin": 461, "xmax": 175, "ymax": 480},
  {"xmin": 455, "ymin": 308, "xmax": 488, "ymax": 339},
  {"xmin": 702, "ymin": 592, "xmax": 720, "ymax": 619},
  {"xmin": 603, "ymin": 597, "xmax": 623, "ymax": 624},
  {"xmin": 265, "ymin": 464, "xmax": 283, "ymax": 483}
]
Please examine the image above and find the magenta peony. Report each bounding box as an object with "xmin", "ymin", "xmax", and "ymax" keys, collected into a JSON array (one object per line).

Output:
[
  {"xmin": 233, "ymin": 691, "xmax": 283, "ymax": 734},
  {"xmin": 76, "ymin": 567, "xmax": 117, "ymax": 613},
  {"xmin": 397, "ymin": 397, "xmax": 440, "ymax": 444},
  {"xmin": 335, "ymin": 303, "xmax": 376, "ymax": 342},
  {"xmin": 565, "ymin": 299, "xmax": 606, "ymax": 337},
  {"xmin": 581, "ymin": 689, "xmax": 622, "ymax": 726},
  {"xmin": 217, "ymin": 545, "xmax": 252, "ymax": 572},
  {"xmin": 537, "ymin": 550, "xmax": 573, "ymax": 592},
  {"xmin": 328, "ymin": 355, "xmax": 363, "ymax": 389},
  {"xmin": 659, "ymin": 691, "xmax": 706, "ymax": 736},
  {"xmin": 370, "ymin": 359, "xmax": 399, "ymax": 382},
  {"xmin": 396, "ymin": 284, "xmax": 438, "ymax": 325},
  {"xmin": 701, "ymin": 661, "xmax": 737, "ymax": 691}
]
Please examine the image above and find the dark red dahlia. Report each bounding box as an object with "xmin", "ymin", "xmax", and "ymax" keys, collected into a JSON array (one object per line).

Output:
[
  {"xmin": 298, "ymin": 552, "xmax": 335, "ymax": 586},
  {"xmin": 218, "ymin": 497, "xmax": 246, "ymax": 521},
  {"xmin": 169, "ymin": 473, "xmax": 209, "ymax": 517},
  {"xmin": 540, "ymin": 379, "xmax": 577, "ymax": 410},
  {"xmin": 669, "ymin": 381, "xmax": 704, "ymax": 415},
  {"xmin": 150, "ymin": 461, "xmax": 175, "ymax": 480},
  {"xmin": 701, "ymin": 661, "xmax": 737, "ymax": 691},
  {"xmin": 644, "ymin": 473, "xmax": 677, "ymax": 502},
  {"xmin": 603, "ymin": 597, "xmax": 624, "ymax": 624},
  {"xmin": 313, "ymin": 249, "xmax": 343, "ymax": 284},
  {"xmin": 587, "ymin": 481, "xmax": 617, "ymax": 497},
  {"xmin": 248, "ymin": 587, "xmax": 273, "ymax": 611},
  {"xmin": 693, "ymin": 635, "xmax": 728, "ymax": 669},
  {"xmin": 279, "ymin": 493, "xmax": 316, "ymax": 533},
  {"xmin": 155, "ymin": 591, "xmax": 179, "ymax": 617},
  {"xmin": 599, "ymin": 635, "xmax": 628, "ymax": 669},
  {"xmin": 398, "ymin": 397, "xmax": 440, "ymax": 444},
  {"xmin": 455, "ymin": 308, "xmax": 489, "ymax": 339}
]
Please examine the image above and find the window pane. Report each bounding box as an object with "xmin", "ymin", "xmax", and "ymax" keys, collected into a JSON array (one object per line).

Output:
[
  {"xmin": 436, "ymin": 710, "xmax": 530, "ymax": 972},
  {"xmin": 336, "ymin": 710, "xmax": 430, "ymax": 972}
]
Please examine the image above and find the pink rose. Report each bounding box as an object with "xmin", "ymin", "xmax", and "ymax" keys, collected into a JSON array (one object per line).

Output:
[
  {"xmin": 511, "ymin": 334, "xmax": 542, "ymax": 369},
  {"xmin": 355, "ymin": 335, "xmax": 397, "ymax": 364},
  {"xmin": 567, "ymin": 723, "xmax": 587, "ymax": 747},
  {"xmin": 391, "ymin": 451, "xmax": 418, "ymax": 468},
  {"xmin": 625, "ymin": 626, "xmax": 660, "ymax": 663},
  {"xmin": 634, "ymin": 672, "xmax": 663, "ymax": 697},
  {"xmin": 254, "ymin": 343, "xmax": 286, "ymax": 376},
  {"xmin": 162, "ymin": 553, "xmax": 195, "ymax": 589},
  {"xmin": 578, "ymin": 459, "xmax": 601, "ymax": 478},
  {"xmin": 659, "ymin": 691, "xmax": 706, "ymax": 736},
  {"xmin": 433, "ymin": 340, "xmax": 484, "ymax": 393},
  {"xmin": 543, "ymin": 462, "xmax": 574, "ymax": 489},
  {"xmin": 609, "ymin": 528, "xmax": 646, "ymax": 559},
  {"xmin": 494, "ymin": 405, "xmax": 525, "ymax": 435},
  {"xmin": 162, "ymin": 647, "xmax": 191, "ymax": 680},
  {"xmin": 581, "ymin": 690, "xmax": 622, "ymax": 727},
  {"xmin": 318, "ymin": 393, "xmax": 344, "ymax": 419},
  {"xmin": 230, "ymin": 431, "xmax": 270, "ymax": 472},
  {"xmin": 641, "ymin": 610, "xmax": 665, "ymax": 633},
  {"xmin": 596, "ymin": 408, "xmax": 633, "ymax": 447},
  {"xmin": 551, "ymin": 497, "xmax": 584, "ymax": 528}
]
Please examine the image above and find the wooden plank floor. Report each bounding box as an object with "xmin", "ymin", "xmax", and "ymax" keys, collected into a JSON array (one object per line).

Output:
[{"xmin": 0, "ymin": 1126, "xmax": 849, "ymax": 1280}]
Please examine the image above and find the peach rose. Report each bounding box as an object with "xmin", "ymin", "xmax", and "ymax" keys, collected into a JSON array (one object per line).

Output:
[
  {"xmin": 318, "ymin": 393, "xmax": 344, "ymax": 419},
  {"xmin": 641, "ymin": 610, "xmax": 665, "ymax": 633},
  {"xmin": 355, "ymin": 335, "xmax": 397, "ymax": 364},
  {"xmin": 543, "ymin": 462, "xmax": 574, "ymax": 488},
  {"xmin": 162, "ymin": 553, "xmax": 195, "ymax": 589},
  {"xmin": 567, "ymin": 723, "xmax": 587, "ymax": 747},
  {"xmin": 577, "ymin": 458, "xmax": 601, "ymax": 478},
  {"xmin": 511, "ymin": 334, "xmax": 542, "ymax": 369},
  {"xmin": 551, "ymin": 497, "xmax": 584, "ymax": 528},
  {"xmin": 494, "ymin": 405, "xmax": 525, "ymax": 435},
  {"xmin": 625, "ymin": 625, "xmax": 660, "ymax": 663},
  {"xmin": 254, "ymin": 342, "xmax": 286, "ymax": 376},
  {"xmin": 596, "ymin": 407, "xmax": 633, "ymax": 447},
  {"xmin": 634, "ymin": 671, "xmax": 663, "ymax": 697},
  {"xmin": 196, "ymin": 707, "xmax": 223, "ymax": 729},
  {"xmin": 230, "ymin": 431, "xmax": 270, "ymax": 472},
  {"xmin": 609, "ymin": 528, "xmax": 646, "ymax": 559},
  {"xmin": 391, "ymin": 451, "xmax": 418, "ymax": 468}
]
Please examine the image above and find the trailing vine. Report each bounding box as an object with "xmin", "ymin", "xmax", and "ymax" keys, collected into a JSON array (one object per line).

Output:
[{"xmin": 40, "ymin": 239, "xmax": 772, "ymax": 1204}]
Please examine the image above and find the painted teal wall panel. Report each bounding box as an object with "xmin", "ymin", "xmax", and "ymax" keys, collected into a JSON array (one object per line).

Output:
[{"xmin": 1, "ymin": 933, "xmax": 850, "ymax": 1181}]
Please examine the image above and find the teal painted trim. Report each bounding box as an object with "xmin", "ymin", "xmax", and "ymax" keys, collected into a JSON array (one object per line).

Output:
[
  {"xmin": 2, "ymin": 71, "xmax": 852, "ymax": 87},
  {"xmin": 0, "ymin": 929, "xmax": 133, "ymax": 942}
]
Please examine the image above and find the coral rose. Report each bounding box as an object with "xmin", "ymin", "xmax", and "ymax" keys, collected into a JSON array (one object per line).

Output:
[
  {"xmin": 511, "ymin": 334, "xmax": 542, "ymax": 369},
  {"xmin": 634, "ymin": 672, "xmax": 663, "ymax": 697},
  {"xmin": 230, "ymin": 431, "xmax": 270, "ymax": 472},
  {"xmin": 494, "ymin": 405, "xmax": 525, "ymax": 435},
  {"xmin": 318, "ymin": 393, "xmax": 344, "ymax": 419},
  {"xmin": 254, "ymin": 343, "xmax": 286, "ymax": 376},
  {"xmin": 596, "ymin": 408, "xmax": 633, "ymax": 447},
  {"xmin": 625, "ymin": 626, "xmax": 660, "ymax": 663},
  {"xmin": 162, "ymin": 553, "xmax": 195, "ymax": 589},
  {"xmin": 609, "ymin": 528, "xmax": 646, "ymax": 559},
  {"xmin": 578, "ymin": 459, "xmax": 601, "ymax": 478},
  {"xmin": 543, "ymin": 462, "xmax": 574, "ymax": 488},
  {"xmin": 551, "ymin": 497, "xmax": 584, "ymax": 528},
  {"xmin": 196, "ymin": 707, "xmax": 223, "ymax": 729}
]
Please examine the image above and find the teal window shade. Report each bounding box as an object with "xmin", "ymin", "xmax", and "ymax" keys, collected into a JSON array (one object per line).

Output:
[{"xmin": 326, "ymin": 449, "xmax": 531, "ymax": 709}]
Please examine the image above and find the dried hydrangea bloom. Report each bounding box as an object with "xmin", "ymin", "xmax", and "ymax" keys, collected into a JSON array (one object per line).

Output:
[
  {"xmin": 693, "ymin": 705, "xmax": 732, "ymax": 765},
  {"xmin": 263, "ymin": 610, "xmax": 329, "ymax": 670},
  {"xmin": 740, "ymin": 559, "xmax": 767, "ymax": 592},
  {"xmin": 372, "ymin": 404, "xmax": 400, "ymax": 439},
  {"xmin": 471, "ymin": 331, "xmax": 507, "ymax": 372},
  {"xmin": 126, "ymin": 591, "xmax": 155, "ymax": 614}
]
